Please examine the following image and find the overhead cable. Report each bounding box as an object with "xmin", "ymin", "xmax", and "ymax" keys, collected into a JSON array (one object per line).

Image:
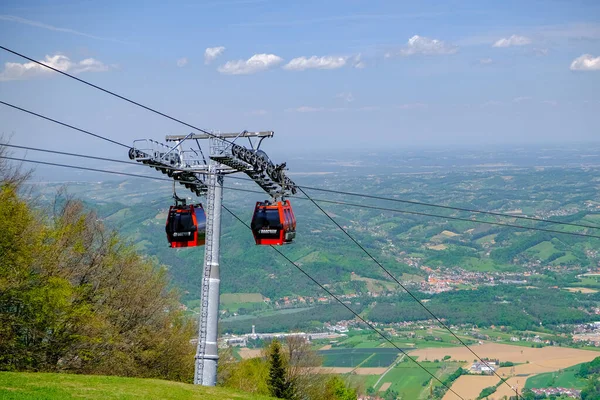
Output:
[
  {"xmin": 0, "ymin": 100, "xmax": 130, "ymax": 148},
  {"xmin": 0, "ymin": 46, "xmax": 224, "ymax": 141},
  {"xmin": 2, "ymin": 99, "xmax": 597, "ymax": 232},
  {"xmin": 222, "ymin": 204, "xmax": 467, "ymax": 400},
  {"xmin": 3, "ymin": 153, "xmax": 600, "ymax": 241},
  {"xmin": 296, "ymin": 186, "xmax": 520, "ymax": 398}
]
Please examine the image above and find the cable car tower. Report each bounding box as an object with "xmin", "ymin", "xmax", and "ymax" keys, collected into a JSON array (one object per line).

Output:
[{"xmin": 128, "ymin": 130, "xmax": 296, "ymax": 386}]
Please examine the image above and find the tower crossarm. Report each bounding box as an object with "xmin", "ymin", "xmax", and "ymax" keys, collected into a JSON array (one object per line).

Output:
[
  {"xmin": 128, "ymin": 139, "xmax": 209, "ymax": 196},
  {"xmin": 209, "ymin": 139, "xmax": 297, "ymax": 199}
]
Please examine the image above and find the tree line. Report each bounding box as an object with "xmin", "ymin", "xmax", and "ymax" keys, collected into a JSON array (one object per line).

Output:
[
  {"xmin": 0, "ymin": 150, "xmax": 195, "ymax": 381},
  {"xmin": 219, "ymin": 336, "xmax": 356, "ymax": 400}
]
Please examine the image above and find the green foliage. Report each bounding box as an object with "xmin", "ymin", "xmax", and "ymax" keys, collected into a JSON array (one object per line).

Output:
[
  {"xmin": 219, "ymin": 349, "xmax": 270, "ymax": 396},
  {"xmin": 267, "ymin": 340, "xmax": 296, "ymax": 399},
  {"xmin": 382, "ymin": 387, "xmax": 399, "ymax": 400},
  {"xmin": 582, "ymin": 377, "xmax": 600, "ymax": 400},
  {"xmin": 579, "ymin": 356, "xmax": 600, "ymax": 378},
  {"xmin": 0, "ymin": 183, "xmax": 195, "ymax": 381},
  {"xmin": 477, "ymin": 385, "xmax": 497, "ymax": 399},
  {"xmin": 367, "ymin": 286, "xmax": 595, "ymax": 329},
  {"xmin": 220, "ymin": 337, "xmax": 354, "ymax": 400},
  {"xmin": 221, "ymin": 304, "xmax": 365, "ymax": 334},
  {"xmin": 323, "ymin": 376, "xmax": 357, "ymax": 400},
  {"xmin": 442, "ymin": 367, "xmax": 465, "ymax": 387},
  {"xmin": 491, "ymin": 233, "xmax": 552, "ymax": 263}
]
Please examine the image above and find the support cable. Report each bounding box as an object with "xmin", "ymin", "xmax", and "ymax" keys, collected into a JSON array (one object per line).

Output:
[
  {"xmin": 223, "ymin": 175, "xmax": 600, "ymax": 230},
  {"xmin": 0, "ymin": 46, "xmax": 221, "ymax": 140},
  {"xmin": 3, "ymin": 154, "xmax": 600, "ymax": 241},
  {"xmin": 0, "ymin": 100, "xmax": 129, "ymax": 148},
  {"xmin": 3, "ymin": 91, "xmax": 599, "ymax": 231},
  {"xmin": 0, "ymin": 153, "xmax": 466, "ymax": 397},
  {"xmin": 295, "ymin": 187, "xmax": 520, "ymax": 399},
  {"xmin": 3, "ymin": 154, "xmax": 587, "ymax": 398},
  {"xmin": 221, "ymin": 204, "xmax": 467, "ymax": 400},
  {"xmin": 312, "ymin": 199, "xmax": 600, "ymax": 240},
  {"xmin": 2, "ymin": 143, "xmax": 140, "ymax": 166},
  {"xmin": 0, "ymin": 156, "xmax": 170, "ymax": 182}
]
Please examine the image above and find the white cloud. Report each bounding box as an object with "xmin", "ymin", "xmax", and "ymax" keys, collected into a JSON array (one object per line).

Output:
[
  {"xmin": 336, "ymin": 92, "xmax": 354, "ymax": 103},
  {"xmin": 479, "ymin": 58, "xmax": 493, "ymax": 65},
  {"xmin": 204, "ymin": 46, "xmax": 226, "ymax": 64},
  {"xmin": 492, "ymin": 35, "xmax": 532, "ymax": 48},
  {"xmin": 0, "ymin": 54, "xmax": 110, "ymax": 81},
  {"xmin": 176, "ymin": 57, "xmax": 188, "ymax": 67},
  {"xmin": 399, "ymin": 35, "xmax": 458, "ymax": 56},
  {"xmin": 217, "ymin": 53, "xmax": 283, "ymax": 75},
  {"xmin": 542, "ymin": 100, "xmax": 558, "ymax": 106},
  {"xmin": 283, "ymin": 55, "xmax": 348, "ymax": 71},
  {"xmin": 570, "ymin": 54, "xmax": 600, "ymax": 71}
]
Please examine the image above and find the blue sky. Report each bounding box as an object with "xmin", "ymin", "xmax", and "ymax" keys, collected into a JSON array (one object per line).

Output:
[{"xmin": 0, "ymin": 0, "xmax": 599, "ymax": 162}]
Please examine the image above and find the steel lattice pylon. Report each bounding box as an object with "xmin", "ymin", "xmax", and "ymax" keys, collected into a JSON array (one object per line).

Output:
[{"xmin": 129, "ymin": 131, "xmax": 295, "ymax": 386}]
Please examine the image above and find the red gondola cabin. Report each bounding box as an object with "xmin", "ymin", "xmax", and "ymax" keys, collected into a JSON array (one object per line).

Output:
[
  {"xmin": 165, "ymin": 204, "xmax": 207, "ymax": 248},
  {"xmin": 251, "ymin": 200, "xmax": 296, "ymax": 245}
]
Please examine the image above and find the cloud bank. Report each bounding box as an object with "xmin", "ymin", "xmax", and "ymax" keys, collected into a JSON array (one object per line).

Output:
[
  {"xmin": 283, "ymin": 55, "xmax": 348, "ymax": 71},
  {"xmin": 204, "ymin": 46, "xmax": 226, "ymax": 64},
  {"xmin": 570, "ymin": 54, "xmax": 600, "ymax": 71},
  {"xmin": 493, "ymin": 35, "xmax": 532, "ymax": 47},
  {"xmin": 399, "ymin": 35, "xmax": 458, "ymax": 56},
  {"xmin": 217, "ymin": 53, "xmax": 283, "ymax": 75},
  {"xmin": 0, "ymin": 54, "xmax": 110, "ymax": 81}
]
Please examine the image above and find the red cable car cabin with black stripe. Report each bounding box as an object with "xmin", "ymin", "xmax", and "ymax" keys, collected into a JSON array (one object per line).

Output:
[
  {"xmin": 251, "ymin": 200, "xmax": 296, "ymax": 245},
  {"xmin": 165, "ymin": 204, "xmax": 207, "ymax": 248}
]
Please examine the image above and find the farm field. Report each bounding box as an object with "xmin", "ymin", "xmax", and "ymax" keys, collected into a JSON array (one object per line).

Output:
[
  {"xmin": 238, "ymin": 348, "xmax": 262, "ymax": 359},
  {"xmin": 317, "ymin": 367, "xmax": 388, "ymax": 375},
  {"xmin": 221, "ymin": 293, "xmax": 264, "ymax": 304},
  {"xmin": 337, "ymin": 330, "xmax": 462, "ymax": 350},
  {"xmin": 443, "ymin": 375, "xmax": 498, "ymax": 400},
  {"xmin": 524, "ymin": 363, "xmax": 588, "ymax": 390},
  {"xmin": 344, "ymin": 361, "xmax": 463, "ymax": 399},
  {"xmin": 410, "ymin": 343, "xmax": 600, "ymax": 365},
  {"xmin": 319, "ymin": 348, "xmax": 402, "ymax": 368},
  {"xmin": 378, "ymin": 363, "xmax": 446, "ymax": 399},
  {"xmin": 564, "ymin": 287, "xmax": 599, "ymax": 294},
  {"xmin": 424, "ymin": 343, "xmax": 600, "ymax": 400}
]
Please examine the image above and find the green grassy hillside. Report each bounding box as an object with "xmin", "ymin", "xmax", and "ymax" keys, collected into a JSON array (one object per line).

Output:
[
  {"xmin": 524, "ymin": 363, "xmax": 589, "ymax": 390},
  {"xmin": 0, "ymin": 372, "xmax": 274, "ymax": 400}
]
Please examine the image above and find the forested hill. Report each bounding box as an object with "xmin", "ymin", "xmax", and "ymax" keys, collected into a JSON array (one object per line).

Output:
[{"xmin": 0, "ymin": 179, "xmax": 195, "ymax": 380}]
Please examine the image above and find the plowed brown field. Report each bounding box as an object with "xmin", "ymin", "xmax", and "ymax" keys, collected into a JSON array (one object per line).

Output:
[{"xmin": 419, "ymin": 343, "xmax": 600, "ymax": 400}]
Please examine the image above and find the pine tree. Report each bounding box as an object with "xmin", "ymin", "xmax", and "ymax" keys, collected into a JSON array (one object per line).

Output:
[{"xmin": 268, "ymin": 339, "xmax": 295, "ymax": 399}]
